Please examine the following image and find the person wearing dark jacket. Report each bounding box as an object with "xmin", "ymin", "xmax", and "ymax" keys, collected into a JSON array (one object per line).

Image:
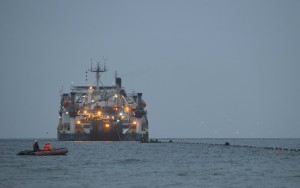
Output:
[{"xmin": 33, "ymin": 140, "xmax": 40, "ymax": 152}]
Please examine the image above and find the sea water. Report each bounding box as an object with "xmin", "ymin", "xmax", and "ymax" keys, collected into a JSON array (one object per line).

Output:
[{"xmin": 0, "ymin": 138, "xmax": 299, "ymax": 188}]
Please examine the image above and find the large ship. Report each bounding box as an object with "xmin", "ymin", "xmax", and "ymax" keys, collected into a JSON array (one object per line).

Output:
[{"xmin": 57, "ymin": 63, "xmax": 149, "ymax": 141}]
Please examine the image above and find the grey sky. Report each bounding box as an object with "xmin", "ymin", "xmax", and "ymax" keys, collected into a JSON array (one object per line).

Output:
[{"xmin": 0, "ymin": 0, "xmax": 299, "ymax": 138}]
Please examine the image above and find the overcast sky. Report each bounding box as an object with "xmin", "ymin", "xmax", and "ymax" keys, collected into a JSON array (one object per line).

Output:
[{"xmin": 0, "ymin": 0, "xmax": 299, "ymax": 138}]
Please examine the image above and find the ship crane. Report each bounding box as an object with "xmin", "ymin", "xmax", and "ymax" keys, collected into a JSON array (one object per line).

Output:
[{"xmin": 80, "ymin": 92, "xmax": 116, "ymax": 108}]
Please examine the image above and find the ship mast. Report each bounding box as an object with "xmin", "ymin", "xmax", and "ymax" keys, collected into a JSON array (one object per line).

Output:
[{"xmin": 89, "ymin": 62, "xmax": 107, "ymax": 93}]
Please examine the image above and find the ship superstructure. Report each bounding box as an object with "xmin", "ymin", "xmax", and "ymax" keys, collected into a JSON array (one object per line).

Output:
[{"xmin": 57, "ymin": 63, "xmax": 148, "ymax": 141}]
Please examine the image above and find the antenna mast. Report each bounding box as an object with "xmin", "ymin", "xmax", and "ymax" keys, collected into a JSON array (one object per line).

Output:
[{"xmin": 89, "ymin": 62, "xmax": 107, "ymax": 93}]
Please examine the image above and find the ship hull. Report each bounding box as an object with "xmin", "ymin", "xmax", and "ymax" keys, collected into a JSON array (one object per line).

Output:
[
  {"xmin": 57, "ymin": 132, "xmax": 148, "ymax": 141},
  {"xmin": 57, "ymin": 118, "xmax": 148, "ymax": 141}
]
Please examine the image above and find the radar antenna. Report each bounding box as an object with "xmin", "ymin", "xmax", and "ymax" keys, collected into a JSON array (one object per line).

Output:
[{"xmin": 89, "ymin": 62, "xmax": 107, "ymax": 93}]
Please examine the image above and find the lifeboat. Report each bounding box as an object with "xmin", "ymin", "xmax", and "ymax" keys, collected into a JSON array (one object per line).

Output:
[{"xmin": 63, "ymin": 100, "xmax": 70, "ymax": 107}]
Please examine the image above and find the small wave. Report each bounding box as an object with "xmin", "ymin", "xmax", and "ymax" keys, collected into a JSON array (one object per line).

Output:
[
  {"xmin": 115, "ymin": 158, "xmax": 144, "ymax": 164},
  {"xmin": 177, "ymin": 172, "xmax": 187, "ymax": 176}
]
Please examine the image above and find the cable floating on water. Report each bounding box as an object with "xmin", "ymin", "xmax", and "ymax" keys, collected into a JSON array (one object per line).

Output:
[{"xmin": 144, "ymin": 139, "xmax": 300, "ymax": 152}]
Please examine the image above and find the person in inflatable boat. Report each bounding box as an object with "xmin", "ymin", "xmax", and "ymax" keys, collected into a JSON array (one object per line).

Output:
[
  {"xmin": 33, "ymin": 140, "xmax": 40, "ymax": 152},
  {"xmin": 44, "ymin": 142, "xmax": 52, "ymax": 151}
]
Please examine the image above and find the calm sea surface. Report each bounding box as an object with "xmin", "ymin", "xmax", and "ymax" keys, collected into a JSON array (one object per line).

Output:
[{"xmin": 0, "ymin": 138, "xmax": 299, "ymax": 188}]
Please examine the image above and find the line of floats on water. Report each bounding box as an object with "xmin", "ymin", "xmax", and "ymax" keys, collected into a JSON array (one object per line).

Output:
[{"xmin": 142, "ymin": 139, "xmax": 300, "ymax": 152}]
